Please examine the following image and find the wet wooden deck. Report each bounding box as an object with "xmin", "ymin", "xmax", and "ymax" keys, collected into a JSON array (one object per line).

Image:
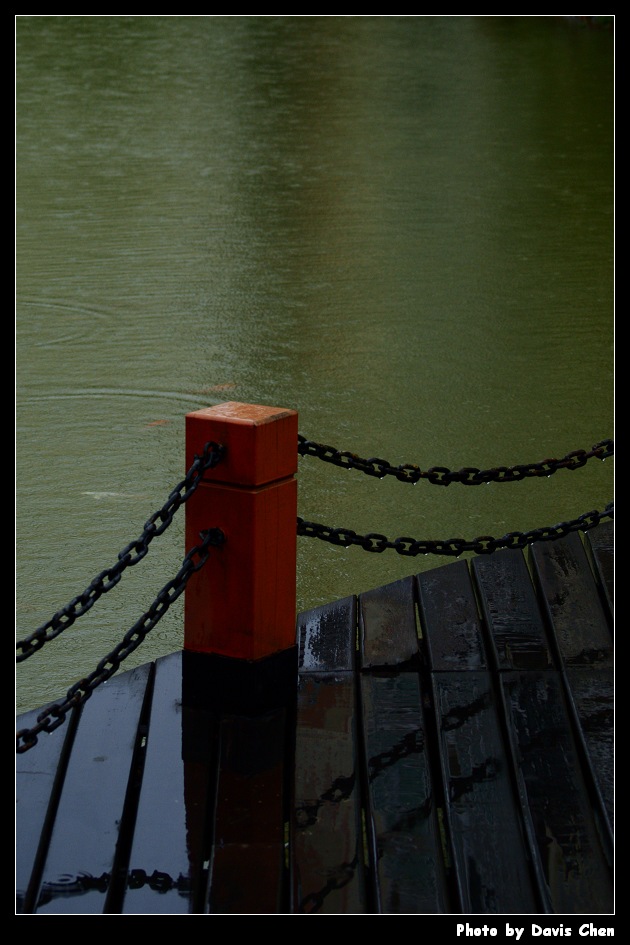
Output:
[{"xmin": 16, "ymin": 521, "xmax": 613, "ymax": 915}]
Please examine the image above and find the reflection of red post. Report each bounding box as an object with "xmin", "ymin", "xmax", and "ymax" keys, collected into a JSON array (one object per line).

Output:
[{"xmin": 184, "ymin": 402, "xmax": 298, "ymax": 660}]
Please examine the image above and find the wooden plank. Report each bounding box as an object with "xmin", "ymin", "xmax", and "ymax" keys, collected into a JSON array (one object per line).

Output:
[
  {"xmin": 207, "ymin": 709, "xmax": 289, "ymax": 913},
  {"xmin": 472, "ymin": 549, "xmax": 553, "ymax": 670},
  {"xmin": 530, "ymin": 532, "xmax": 613, "ymax": 668},
  {"xmin": 293, "ymin": 594, "xmax": 364, "ymax": 911},
  {"xmin": 359, "ymin": 576, "xmax": 419, "ymax": 669},
  {"xmin": 529, "ymin": 531, "xmax": 614, "ymax": 854},
  {"xmin": 585, "ymin": 520, "xmax": 614, "ymax": 623},
  {"xmin": 564, "ymin": 665, "xmax": 614, "ymax": 842},
  {"xmin": 291, "ymin": 674, "xmax": 366, "ymax": 913},
  {"xmin": 297, "ymin": 597, "xmax": 356, "ymax": 673},
  {"xmin": 416, "ymin": 560, "xmax": 487, "ymax": 671},
  {"xmin": 360, "ymin": 673, "xmax": 451, "ymax": 913},
  {"xmin": 417, "ymin": 559, "xmax": 540, "ymax": 912},
  {"xmin": 433, "ymin": 671, "xmax": 541, "ymax": 914},
  {"xmin": 31, "ymin": 665, "xmax": 151, "ymax": 914},
  {"xmin": 121, "ymin": 652, "xmax": 209, "ymax": 914},
  {"xmin": 500, "ymin": 671, "xmax": 614, "ymax": 914},
  {"xmin": 15, "ymin": 704, "xmax": 76, "ymax": 913}
]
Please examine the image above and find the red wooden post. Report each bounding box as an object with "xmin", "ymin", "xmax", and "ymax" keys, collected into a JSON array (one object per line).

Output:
[{"xmin": 184, "ymin": 402, "xmax": 298, "ymax": 661}]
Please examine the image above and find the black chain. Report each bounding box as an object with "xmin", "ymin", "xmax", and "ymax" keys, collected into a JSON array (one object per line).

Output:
[
  {"xmin": 16, "ymin": 528, "xmax": 225, "ymax": 754},
  {"xmin": 15, "ymin": 431, "xmax": 614, "ymax": 749},
  {"xmin": 33, "ymin": 869, "xmax": 191, "ymax": 903},
  {"xmin": 297, "ymin": 501, "xmax": 613, "ymax": 557},
  {"xmin": 297, "ymin": 435, "xmax": 613, "ymax": 486},
  {"xmin": 16, "ymin": 441, "xmax": 225, "ymax": 663}
]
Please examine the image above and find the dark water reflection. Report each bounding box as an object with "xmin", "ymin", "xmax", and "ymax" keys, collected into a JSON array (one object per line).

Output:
[{"xmin": 16, "ymin": 16, "xmax": 614, "ymax": 713}]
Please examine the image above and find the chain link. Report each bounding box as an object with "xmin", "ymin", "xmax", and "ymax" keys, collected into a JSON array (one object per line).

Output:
[
  {"xmin": 127, "ymin": 869, "xmax": 191, "ymax": 894},
  {"xmin": 16, "ymin": 441, "xmax": 225, "ymax": 663},
  {"xmin": 16, "ymin": 528, "xmax": 225, "ymax": 753},
  {"xmin": 297, "ymin": 501, "xmax": 613, "ymax": 557},
  {"xmin": 368, "ymin": 729, "xmax": 424, "ymax": 775},
  {"xmin": 297, "ymin": 435, "xmax": 613, "ymax": 485}
]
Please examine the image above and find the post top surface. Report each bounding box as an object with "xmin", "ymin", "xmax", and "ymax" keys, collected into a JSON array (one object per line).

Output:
[{"xmin": 187, "ymin": 402, "xmax": 297, "ymax": 426}]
